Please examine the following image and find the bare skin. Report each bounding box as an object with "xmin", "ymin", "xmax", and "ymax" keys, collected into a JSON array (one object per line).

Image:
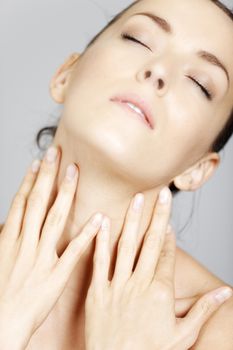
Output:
[
  {"xmin": 1, "ymin": 221, "xmax": 232, "ymax": 350},
  {"xmin": 2, "ymin": 0, "xmax": 233, "ymax": 348},
  {"xmin": 0, "ymin": 212, "xmax": 233, "ymax": 349}
]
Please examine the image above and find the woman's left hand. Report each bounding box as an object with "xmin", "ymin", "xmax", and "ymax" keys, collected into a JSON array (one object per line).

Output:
[{"xmin": 85, "ymin": 187, "xmax": 233, "ymax": 350}]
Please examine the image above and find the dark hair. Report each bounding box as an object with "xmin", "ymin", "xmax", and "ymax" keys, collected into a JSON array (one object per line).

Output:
[{"xmin": 36, "ymin": 0, "xmax": 233, "ymax": 195}]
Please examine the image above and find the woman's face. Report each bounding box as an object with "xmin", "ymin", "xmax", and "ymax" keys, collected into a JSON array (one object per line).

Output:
[{"xmin": 52, "ymin": 0, "xmax": 233, "ymax": 189}]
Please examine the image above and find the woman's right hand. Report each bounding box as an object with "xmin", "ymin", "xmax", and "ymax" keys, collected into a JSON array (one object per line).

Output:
[
  {"xmin": 0, "ymin": 146, "xmax": 104, "ymax": 350},
  {"xmin": 85, "ymin": 187, "xmax": 233, "ymax": 350}
]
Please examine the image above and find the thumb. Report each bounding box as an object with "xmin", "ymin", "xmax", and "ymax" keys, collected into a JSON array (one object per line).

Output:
[
  {"xmin": 178, "ymin": 286, "xmax": 232, "ymax": 345},
  {"xmin": 175, "ymin": 295, "xmax": 199, "ymax": 317}
]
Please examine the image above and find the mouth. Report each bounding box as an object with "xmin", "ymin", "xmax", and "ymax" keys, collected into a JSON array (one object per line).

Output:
[{"xmin": 110, "ymin": 93, "xmax": 155, "ymax": 130}]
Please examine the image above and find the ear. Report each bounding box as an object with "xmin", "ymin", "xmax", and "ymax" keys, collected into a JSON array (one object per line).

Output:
[
  {"xmin": 49, "ymin": 53, "xmax": 81, "ymax": 104},
  {"xmin": 172, "ymin": 152, "xmax": 220, "ymax": 192}
]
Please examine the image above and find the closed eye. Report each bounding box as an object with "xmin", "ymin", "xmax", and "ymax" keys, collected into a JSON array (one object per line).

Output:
[
  {"xmin": 121, "ymin": 33, "xmax": 213, "ymax": 101},
  {"xmin": 121, "ymin": 33, "xmax": 152, "ymax": 51},
  {"xmin": 187, "ymin": 76, "xmax": 212, "ymax": 101}
]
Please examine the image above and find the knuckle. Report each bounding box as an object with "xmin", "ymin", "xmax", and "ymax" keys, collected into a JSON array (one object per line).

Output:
[
  {"xmin": 40, "ymin": 161, "xmax": 54, "ymax": 176},
  {"xmin": 200, "ymin": 299, "xmax": 212, "ymax": 315},
  {"xmin": 13, "ymin": 193, "xmax": 27, "ymax": 208},
  {"xmin": 28, "ymin": 190, "xmax": 44, "ymax": 208},
  {"xmin": 135, "ymin": 269, "xmax": 152, "ymax": 285},
  {"xmin": 160, "ymin": 248, "xmax": 175, "ymax": 261},
  {"xmin": 118, "ymin": 239, "xmax": 136, "ymax": 255},
  {"xmin": 81, "ymin": 227, "xmax": 92, "ymax": 239},
  {"xmin": 68, "ymin": 238, "xmax": 82, "ymax": 255},
  {"xmin": 160, "ymin": 276, "xmax": 173, "ymax": 289},
  {"xmin": 166, "ymin": 250, "xmax": 175, "ymax": 260},
  {"xmin": 154, "ymin": 204, "xmax": 168, "ymax": 217},
  {"xmin": 97, "ymin": 232, "xmax": 109, "ymax": 245},
  {"xmin": 153, "ymin": 282, "xmax": 171, "ymax": 301},
  {"xmin": 159, "ymin": 249, "xmax": 167, "ymax": 260},
  {"xmin": 61, "ymin": 180, "xmax": 74, "ymax": 194},
  {"xmin": 85, "ymin": 289, "xmax": 99, "ymax": 307},
  {"xmin": 46, "ymin": 209, "xmax": 63, "ymax": 227},
  {"xmin": 93, "ymin": 254, "xmax": 105, "ymax": 267},
  {"xmin": 144, "ymin": 232, "xmax": 159, "ymax": 249},
  {"xmin": 157, "ymin": 233, "xmax": 164, "ymax": 248}
]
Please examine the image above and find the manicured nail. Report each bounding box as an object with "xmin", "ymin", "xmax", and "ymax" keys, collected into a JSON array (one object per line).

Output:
[
  {"xmin": 214, "ymin": 287, "xmax": 233, "ymax": 304},
  {"xmin": 65, "ymin": 164, "xmax": 77, "ymax": 181},
  {"xmin": 46, "ymin": 146, "xmax": 58, "ymax": 163},
  {"xmin": 31, "ymin": 159, "xmax": 41, "ymax": 173},
  {"xmin": 91, "ymin": 213, "xmax": 103, "ymax": 227},
  {"xmin": 159, "ymin": 187, "xmax": 170, "ymax": 204},
  {"xmin": 133, "ymin": 193, "xmax": 144, "ymax": 211}
]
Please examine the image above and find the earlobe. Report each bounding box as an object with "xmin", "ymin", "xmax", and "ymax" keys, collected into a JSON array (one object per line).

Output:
[
  {"xmin": 173, "ymin": 153, "xmax": 220, "ymax": 192},
  {"xmin": 49, "ymin": 53, "xmax": 80, "ymax": 104}
]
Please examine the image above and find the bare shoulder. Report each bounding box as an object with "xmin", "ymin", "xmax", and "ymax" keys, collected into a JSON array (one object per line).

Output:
[
  {"xmin": 175, "ymin": 247, "xmax": 233, "ymax": 349},
  {"xmin": 174, "ymin": 246, "xmax": 228, "ymax": 298}
]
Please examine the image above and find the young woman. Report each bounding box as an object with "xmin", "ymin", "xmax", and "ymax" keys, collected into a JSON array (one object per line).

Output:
[{"xmin": 1, "ymin": 0, "xmax": 233, "ymax": 348}]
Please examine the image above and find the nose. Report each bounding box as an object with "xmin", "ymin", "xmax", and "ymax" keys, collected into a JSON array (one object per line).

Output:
[
  {"xmin": 145, "ymin": 71, "xmax": 165, "ymax": 89},
  {"xmin": 136, "ymin": 57, "xmax": 171, "ymax": 95}
]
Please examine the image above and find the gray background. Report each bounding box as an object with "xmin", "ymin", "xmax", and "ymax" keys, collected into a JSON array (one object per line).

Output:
[{"xmin": 1, "ymin": 0, "xmax": 232, "ymax": 285}]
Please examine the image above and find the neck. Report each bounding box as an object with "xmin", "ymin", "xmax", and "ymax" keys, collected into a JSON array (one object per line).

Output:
[{"xmin": 49, "ymin": 120, "xmax": 164, "ymax": 323}]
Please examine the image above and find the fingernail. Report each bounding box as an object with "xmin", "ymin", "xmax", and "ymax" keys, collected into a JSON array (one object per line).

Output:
[
  {"xmin": 214, "ymin": 287, "xmax": 233, "ymax": 304},
  {"xmin": 159, "ymin": 187, "xmax": 170, "ymax": 204},
  {"xmin": 65, "ymin": 164, "xmax": 77, "ymax": 181},
  {"xmin": 91, "ymin": 213, "xmax": 103, "ymax": 227},
  {"xmin": 46, "ymin": 146, "xmax": 58, "ymax": 163},
  {"xmin": 31, "ymin": 159, "xmax": 41, "ymax": 173},
  {"xmin": 132, "ymin": 193, "xmax": 144, "ymax": 211},
  {"xmin": 101, "ymin": 216, "xmax": 110, "ymax": 231}
]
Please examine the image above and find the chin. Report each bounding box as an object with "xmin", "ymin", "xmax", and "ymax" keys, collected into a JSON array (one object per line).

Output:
[{"xmin": 62, "ymin": 105, "xmax": 158, "ymax": 185}]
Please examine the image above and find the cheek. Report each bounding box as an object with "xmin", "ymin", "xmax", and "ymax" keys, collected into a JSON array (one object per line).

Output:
[
  {"xmin": 167, "ymin": 90, "xmax": 214, "ymax": 138},
  {"xmin": 159, "ymin": 95, "xmax": 214, "ymax": 171},
  {"xmin": 62, "ymin": 45, "xmax": 141, "ymax": 142}
]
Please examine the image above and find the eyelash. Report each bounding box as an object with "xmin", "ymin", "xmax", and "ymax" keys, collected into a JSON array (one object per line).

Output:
[{"xmin": 121, "ymin": 33, "xmax": 213, "ymax": 101}]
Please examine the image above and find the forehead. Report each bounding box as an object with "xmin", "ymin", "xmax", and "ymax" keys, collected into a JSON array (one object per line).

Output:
[{"xmin": 120, "ymin": 0, "xmax": 233, "ymax": 85}]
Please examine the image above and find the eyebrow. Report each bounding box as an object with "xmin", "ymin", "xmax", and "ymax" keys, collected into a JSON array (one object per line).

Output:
[{"xmin": 132, "ymin": 12, "xmax": 230, "ymax": 87}]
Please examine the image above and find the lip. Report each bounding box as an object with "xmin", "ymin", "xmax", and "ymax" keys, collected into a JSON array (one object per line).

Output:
[{"xmin": 110, "ymin": 92, "xmax": 155, "ymax": 130}]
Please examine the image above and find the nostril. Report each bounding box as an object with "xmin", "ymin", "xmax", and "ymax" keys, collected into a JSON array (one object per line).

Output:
[
  {"xmin": 158, "ymin": 78, "xmax": 164, "ymax": 89},
  {"xmin": 144, "ymin": 71, "xmax": 152, "ymax": 79}
]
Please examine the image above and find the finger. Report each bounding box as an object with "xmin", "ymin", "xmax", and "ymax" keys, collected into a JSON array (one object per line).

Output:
[
  {"xmin": 2, "ymin": 159, "xmax": 41, "ymax": 241},
  {"xmin": 38, "ymin": 164, "xmax": 80, "ymax": 260},
  {"xmin": 178, "ymin": 287, "xmax": 233, "ymax": 346},
  {"xmin": 91, "ymin": 216, "xmax": 111, "ymax": 296},
  {"xmin": 111, "ymin": 193, "xmax": 144, "ymax": 288},
  {"xmin": 52, "ymin": 213, "xmax": 104, "ymax": 285},
  {"xmin": 175, "ymin": 296, "xmax": 198, "ymax": 317},
  {"xmin": 132, "ymin": 187, "xmax": 172, "ymax": 284},
  {"xmin": 152, "ymin": 228, "xmax": 176, "ymax": 286},
  {"xmin": 19, "ymin": 146, "xmax": 60, "ymax": 251}
]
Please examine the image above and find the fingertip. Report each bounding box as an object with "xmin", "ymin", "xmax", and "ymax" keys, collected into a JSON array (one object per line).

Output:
[
  {"xmin": 213, "ymin": 287, "xmax": 233, "ymax": 304},
  {"xmin": 100, "ymin": 216, "xmax": 111, "ymax": 235},
  {"xmin": 91, "ymin": 213, "xmax": 104, "ymax": 227},
  {"xmin": 158, "ymin": 187, "xmax": 171, "ymax": 205},
  {"xmin": 31, "ymin": 159, "xmax": 41, "ymax": 174}
]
